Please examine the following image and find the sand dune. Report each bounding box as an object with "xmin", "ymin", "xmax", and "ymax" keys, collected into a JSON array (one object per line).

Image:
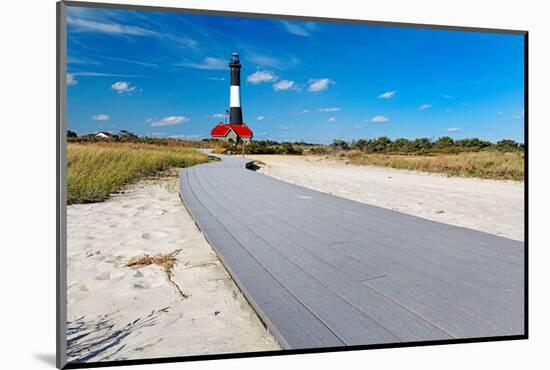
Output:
[
  {"xmin": 246, "ymin": 155, "xmax": 524, "ymax": 241},
  {"xmin": 66, "ymin": 175, "xmax": 279, "ymax": 364}
]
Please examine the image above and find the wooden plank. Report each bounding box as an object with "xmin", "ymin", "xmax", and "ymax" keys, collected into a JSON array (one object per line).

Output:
[
  {"xmin": 204, "ymin": 169, "xmax": 386, "ymax": 282},
  {"xmin": 203, "ymin": 171, "xmax": 518, "ymax": 336},
  {"xmin": 179, "ymin": 154, "xmax": 525, "ymax": 348},
  {"xmin": 198, "ymin": 172, "xmax": 452, "ymax": 341},
  {"xmin": 204, "ymin": 169, "xmax": 523, "ymax": 334},
  {"xmin": 245, "ymin": 170, "xmax": 524, "ymax": 258},
  {"xmin": 222, "ymin": 172, "xmax": 524, "ymax": 297},
  {"xmin": 363, "ymin": 276, "xmax": 507, "ymax": 338},
  {"xmin": 236, "ymin": 168, "xmax": 523, "ymax": 259},
  {"xmin": 188, "ymin": 170, "xmax": 399, "ymax": 345},
  {"xmin": 180, "ymin": 170, "xmax": 346, "ymax": 349},
  {"xmin": 211, "ymin": 170, "xmax": 523, "ymax": 307}
]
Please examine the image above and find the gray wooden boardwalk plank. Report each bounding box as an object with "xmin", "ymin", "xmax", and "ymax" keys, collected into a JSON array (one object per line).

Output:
[
  {"xmin": 207, "ymin": 169, "xmax": 524, "ymax": 313},
  {"xmin": 202, "ymin": 170, "xmax": 513, "ymax": 338},
  {"xmin": 188, "ymin": 169, "xmax": 399, "ymax": 345},
  {"xmin": 228, "ymin": 171, "xmax": 523, "ymax": 293},
  {"xmin": 237, "ymin": 168, "xmax": 523, "ymax": 259},
  {"xmin": 180, "ymin": 170, "xmax": 346, "ymax": 349},
  {"xmin": 236, "ymin": 169, "xmax": 523, "ymax": 262},
  {"xmin": 203, "ymin": 168, "xmax": 524, "ymax": 332},
  {"xmin": 216, "ymin": 169, "xmax": 521, "ymax": 269},
  {"xmin": 198, "ymin": 170, "xmax": 453, "ymax": 341},
  {"xmin": 205, "ymin": 169, "xmax": 387, "ymax": 282},
  {"xmin": 179, "ymin": 153, "xmax": 524, "ymax": 349}
]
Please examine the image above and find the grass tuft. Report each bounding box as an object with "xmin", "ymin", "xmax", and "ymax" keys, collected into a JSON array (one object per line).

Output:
[
  {"xmin": 342, "ymin": 151, "xmax": 524, "ymax": 181},
  {"xmin": 67, "ymin": 142, "xmax": 209, "ymax": 204}
]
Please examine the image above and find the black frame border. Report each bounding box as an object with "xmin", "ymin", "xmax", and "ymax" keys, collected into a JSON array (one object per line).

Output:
[{"xmin": 57, "ymin": 1, "xmax": 529, "ymax": 369}]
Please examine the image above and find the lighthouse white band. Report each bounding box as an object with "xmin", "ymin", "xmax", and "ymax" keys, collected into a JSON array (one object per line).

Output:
[{"xmin": 230, "ymin": 85, "xmax": 241, "ymax": 107}]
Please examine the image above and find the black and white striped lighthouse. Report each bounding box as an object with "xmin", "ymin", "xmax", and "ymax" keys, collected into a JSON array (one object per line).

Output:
[
  {"xmin": 211, "ymin": 52, "xmax": 253, "ymax": 142},
  {"xmin": 229, "ymin": 52, "xmax": 243, "ymax": 125}
]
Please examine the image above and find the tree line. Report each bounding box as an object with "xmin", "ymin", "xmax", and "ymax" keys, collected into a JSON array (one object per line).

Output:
[
  {"xmin": 330, "ymin": 136, "xmax": 524, "ymax": 154},
  {"xmin": 68, "ymin": 130, "xmax": 524, "ymax": 155},
  {"xmin": 242, "ymin": 137, "xmax": 524, "ymax": 155}
]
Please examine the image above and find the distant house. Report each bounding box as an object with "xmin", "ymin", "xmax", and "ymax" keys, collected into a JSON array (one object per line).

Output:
[
  {"xmin": 95, "ymin": 131, "xmax": 113, "ymax": 139},
  {"xmin": 210, "ymin": 124, "xmax": 253, "ymax": 144}
]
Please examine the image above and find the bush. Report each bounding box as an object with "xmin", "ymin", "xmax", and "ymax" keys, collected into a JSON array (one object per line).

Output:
[
  {"xmin": 243, "ymin": 141, "xmax": 303, "ymax": 155},
  {"xmin": 495, "ymin": 139, "xmax": 520, "ymax": 152}
]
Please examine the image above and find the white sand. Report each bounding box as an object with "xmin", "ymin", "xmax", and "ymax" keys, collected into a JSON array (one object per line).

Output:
[
  {"xmin": 246, "ymin": 155, "xmax": 524, "ymax": 241},
  {"xmin": 66, "ymin": 175, "xmax": 280, "ymax": 364}
]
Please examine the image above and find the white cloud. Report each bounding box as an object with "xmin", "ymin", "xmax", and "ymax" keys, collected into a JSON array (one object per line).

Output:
[
  {"xmin": 300, "ymin": 109, "xmax": 310, "ymax": 114},
  {"xmin": 308, "ymin": 78, "xmax": 334, "ymax": 92},
  {"xmin": 67, "ymin": 56, "xmax": 94, "ymax": 65},
  {"xmin": 279, "ymin": 124, "xmax": 294, "ymax": 130},
  {"xmin": 247, "ymin": 53, "xmax": 281, "ymax": 67},
  {"xmin": 207, "ymin": 77, "xmax": 225, "ymax": 81},
  {"xmin": 68, "ymin": 17, "xmax": 159, "ymax": 37},
  {"xmin": 515, "ymin": 109, "xmax": 525, "ymax": 118},
  {"xmin": 257, "ymin": 116, "xmax": 265, "ymax": 121},
  {"xmin": 171, "ymin": 35, "xmax": 198, "ymax": 49},
  {"xmin": 92, "ymin": 114, "xmax": 110, "ymax": 121},
  {"xmin": 378, "ymin": 91, "xmax": 397, "ymax": 99},
  {"xmin": 96, "ymin": 55, "xmax": 158, "ymax": 68},
  {"xmin": 67, "ymin": 13, "xmax": 199, "ymax": 52},
  {"xmin": 111, "ymin": 81, "xmax": 137, "ymax": 94},
  {"xmin": 443, "ymin": 94, "xmax": 454, "ymax": 99},
  {"xmin": 149, "ymin": 116, "xmax": 190, "ymax": 127},
  {"xmin": 280, "ymin": 21, "xmax": 317, "ymax": 36},
  {"xmin": 328, "ymin": 116, "xmax": 336, "ymax": 123},
  {"xmin": 418, "ymin": 103, "xmax": 433, "ymax": 110},
  {"xmin": 318, "ymin": 107, "xmax": 340, "ymax": 112},
  {"xmin": 247, "ymin": 70, "xmax": 278, "ymax": 84},
  {"xmin": 445, "ymin": 127, "xmax": 462, "ymax": 132},
  {"xmin": 208, "ymin": 113, "xmax": 226, "ymax": 119},
  {"xmin": 177, "ymin": 57, "xmax": 226, "ymax": 70},
  {"xmin": 67, "ymin": 73, "xmax": 77, "ymax": 86},
  {"xmin": 246, "ymin": 51, "xmax": 297, "ymax": 70},
  {"xmin": 273, "ymin": 80, "xmax": 298, "ymax": 91},
  {"xmin": 371, "ymin": 115, "xmax": 390, "ymax": 123},
  {"xmin": 353, "ymin": 124, "xmax": 366, "ymax": 129},
  {"xmin": 71, "ymin": 72, "xmax": 142, "ymax": 77},
  {"xmin": 497, "ymin": 110, "xmax": 504, "ymax": 115}
]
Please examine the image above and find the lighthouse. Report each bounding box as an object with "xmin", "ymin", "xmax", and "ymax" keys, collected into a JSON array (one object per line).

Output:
[
  {"xmin": 210, "ymin": 52, "xmax": 253, "ymax": 143},
  {"xmin": 229, "ymin": 52, "xmax": 243, "ymax": 124}
]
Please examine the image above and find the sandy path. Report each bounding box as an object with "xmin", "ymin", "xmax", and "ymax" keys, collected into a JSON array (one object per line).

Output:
[
  {"xmin": 246, "ymin": 155, "xmax": 524, "ymax": 241},
  {"xmin": 67, "ymin": 175, "xmax": 280, "ymax": 364}
]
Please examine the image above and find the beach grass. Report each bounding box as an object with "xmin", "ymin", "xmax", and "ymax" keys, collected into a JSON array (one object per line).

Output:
[
  {"xmin": 339, "ymin": 150, "xmax": 524, "ymax": 181},
  {"xmin": 67, "ymin": 142, "xmax": 209, "ymax": 204}
]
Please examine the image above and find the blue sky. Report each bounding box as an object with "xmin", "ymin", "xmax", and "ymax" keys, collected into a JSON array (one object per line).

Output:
[{"xmin": 66, "ymin": 6, "xmax": 525, "ymax": 143}]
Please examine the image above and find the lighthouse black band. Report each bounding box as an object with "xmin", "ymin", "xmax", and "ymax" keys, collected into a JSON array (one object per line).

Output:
[
  {"xmin": 229, "ymin": 107, "xmax": 243, "ymax": 125},
  {"xmin": 230, "ymin": 66, "xmax": 241, "ymax": 86}
]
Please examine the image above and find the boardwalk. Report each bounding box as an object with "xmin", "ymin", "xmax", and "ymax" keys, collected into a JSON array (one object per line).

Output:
[{"xmin": 179, "ymin": 153, "xmax": 524, "ymax": 349}]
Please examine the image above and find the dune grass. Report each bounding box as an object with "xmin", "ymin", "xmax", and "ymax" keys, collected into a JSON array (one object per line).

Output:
[
  {"xmin": 67, "ymin": 142, "xmax": 209, "ymax": 204},
  {"xmin": 339, "ymin": 150, "xmax": 524, "ymax": 181}
]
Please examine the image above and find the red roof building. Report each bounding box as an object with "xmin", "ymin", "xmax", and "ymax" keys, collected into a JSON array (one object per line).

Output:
[{"xmin": 210, "ymin": 123, "xmax": 253, "ymax": 143}]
